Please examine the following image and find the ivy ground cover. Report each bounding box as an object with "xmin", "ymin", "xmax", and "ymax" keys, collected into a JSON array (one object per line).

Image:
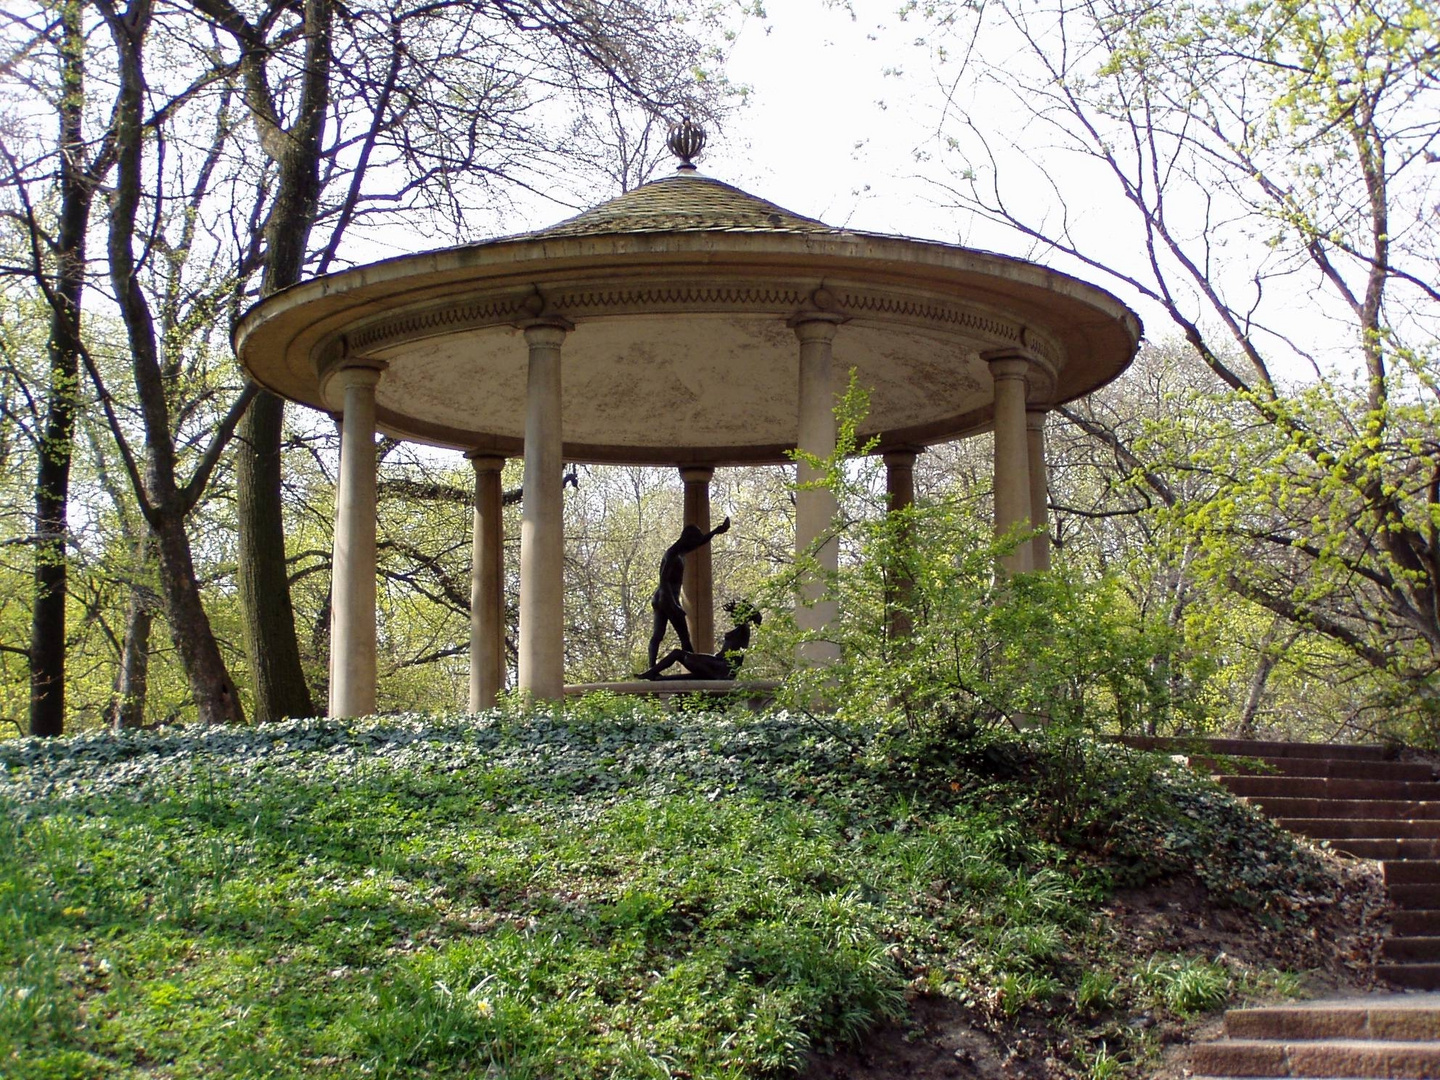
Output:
[{"xmin": 0, "ymin": 705, "xmax": 1347, "ymax": 1078}]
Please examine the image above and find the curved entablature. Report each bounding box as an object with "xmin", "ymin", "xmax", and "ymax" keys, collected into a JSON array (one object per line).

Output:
[
  {"xmin": 238, "ymin": 224, "xmax": 1135, "ymax": 466},
  {"xmin": 327, "ymin": 279, "xmax": 1056, "ymax": 362}
]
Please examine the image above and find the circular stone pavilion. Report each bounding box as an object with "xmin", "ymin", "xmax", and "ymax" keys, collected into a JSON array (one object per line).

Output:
[{"xmin": 234, "ymin": 126, "xmax": 1142, "ymax": 716}]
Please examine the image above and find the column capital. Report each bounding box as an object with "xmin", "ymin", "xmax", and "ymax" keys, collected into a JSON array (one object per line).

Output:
[
  {"xmin": 466, "ymin": 452, "xmax": 506, "ymax": 473},
  {"xmin": 336, "ymin": 356, "xmax": 387, "ymax": 376},
  {"xmin": 788, "ymin": 312, "xmax": 844, "ymax": 341},
  {"xmin": 984, "ymin": 352, "xmax": 1035, "ymax": 382},
  {"xmin": 984, "ymin": 348, "xmax": 1057, "ymax": 405},
  {"xmin": 1026, "ymin": 409, "xmax": 1048, "ymax": 430},
  {"xmin": 880, "ymin": 445, "xmax": 924, "ymax": 469},
  {"xmin": 320, "ymin": 357, "xmax": 387, "ymax": 410},
  {"xmin": 678, "ymin": 464, "xmax": 715, "ymax": 484},
  {"xmin": 522, "ymin": 318, "xmax": 573, "ymax": 346}
]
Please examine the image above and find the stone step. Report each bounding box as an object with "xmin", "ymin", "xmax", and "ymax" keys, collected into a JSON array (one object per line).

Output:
[
  {"xmin": 1325, "ymin": 839, "xmax": 1440, "ymax": 860},
  {"xmin": 1384, "ymin": 938, "xmax": 1440, "ymax": 963},
  {"xmin": 1224, "ymin": 999, "xmax": 1440, "ymax": 1040},
  {"xmin": 1192, "ymin": 1037, "xmax": 1440, "ymax": 1076},
  {"xmin": 1377, "ymin": 964, "xmax": 1440, "ymax": 990},
  {"xmin": 1395, "ymin": 912, "xmax": 1440, "ymax": 936},
  {"xmin": 1123, "ymin": 735, "xmax": 1392, "ymax": 761},
  {"xmin": 1387, "ymin": 863, "xmax": 1440, "ymax": 886},
  {"xmin": 1220, "ymin": 776, "xmax": 1440, "ymax": 801},
  {"xmin": 1389, "ymin": 885, "xmax": 1440, "ymax": 909},
  {"xmin": 1250, "ymin": 797, "xmax": 1440, "ymax": 821},
  {"xmin": 1278, "ymin": 819, "xmax": 1440, "ymax": 840},
  {"xmin": 1204, "ymin": 757, "xmax": 1437, "ymax": 782}
]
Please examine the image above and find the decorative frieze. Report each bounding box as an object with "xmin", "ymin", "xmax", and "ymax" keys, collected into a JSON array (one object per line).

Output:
[
  {"xmin": 347, "ymin": 296, "xmax": 527, "ymax": 352},
  {"xmin": 318, "ymin": 280, "xmax": 1062, "ymax": 369}
]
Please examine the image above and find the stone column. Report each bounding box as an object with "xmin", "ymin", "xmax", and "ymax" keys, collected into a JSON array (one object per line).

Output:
[
  {"xmin": 679, "ymin": 465, "xmax": 716, "ymax": 654},
  {"xmin": 518, "ymin": 322, "xmax": 568, "ymax": 702},
  {"xmin": 793, "ymin": 316, "xmax": 842, "ymax": 664},
  {"xmin": 328, "ymin": 360, "xmax": 385, "ymax": 718},
  {"xmin": 468, "ymin": 454, "xmax": 506, "ymax": 711},
  {"xmin": 987, "ymin": 354, "xmax": 1034, "ymax": 574},
  {"xmin": 1027, "ymin": 410, "xmax": 1051, "ymax": 572},
  {"xmin": 883, "ymin": 447, "xmax": 921, "ymax": 644}
]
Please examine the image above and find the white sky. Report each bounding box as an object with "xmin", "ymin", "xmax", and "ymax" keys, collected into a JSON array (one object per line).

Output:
[
  {"xmin": 687, "ymin": 3, "xmax": 1175, "ymax": 345},
  {"xmin": 373, "ymin": 0, "xmax": 1402, "ymax": 386},
  {"xmin": 687, "ymin": 3, "xmax": 1403, "ymax": 384},
  {"xmin": 716, "ymin": 4, "xmax": 948, "ymax": 241}
]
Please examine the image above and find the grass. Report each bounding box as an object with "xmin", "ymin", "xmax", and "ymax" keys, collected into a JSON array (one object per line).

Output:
[{"xmin": 0, "ymin": 704, "xmax": 1345, "ymax": 1078}]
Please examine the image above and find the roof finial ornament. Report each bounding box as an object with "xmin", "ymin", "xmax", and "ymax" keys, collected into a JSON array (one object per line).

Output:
[{"xmin": 667, "ymin": 116, "xmax": 706, "ymax": 172}]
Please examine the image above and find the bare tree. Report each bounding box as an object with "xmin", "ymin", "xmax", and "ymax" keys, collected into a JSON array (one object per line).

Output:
[
  {"xmin": 91, "ymin": 0, "xmax": 255, "ymax": 724},
  {"xmin": 188, "ymin": 0, "xmax": 728, "ymax": 721},
  {"xmin": 0, "ymin": 0, "xmax": 732, "ymax": 728},
  {"xmin": 918, "ymin": 0, "xmax": 1440, "ymax": 734},
  {"xmin": 0, "ymin": 0, "xmax": 118, "ymax": 734}
]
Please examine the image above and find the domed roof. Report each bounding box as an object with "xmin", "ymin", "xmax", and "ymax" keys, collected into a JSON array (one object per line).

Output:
[
  {"xmin": 528, "ymin": 171, "xmax": 834, "ymax": 238},
  {"xmin": 234, "ymin": 148, "xmax": 1142, "ymax": 466}
]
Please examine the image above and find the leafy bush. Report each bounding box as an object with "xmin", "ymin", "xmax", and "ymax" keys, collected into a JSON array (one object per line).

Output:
[{"xmin": 757, "ymin": 376, "xmax": 1220, "ymax": 747}]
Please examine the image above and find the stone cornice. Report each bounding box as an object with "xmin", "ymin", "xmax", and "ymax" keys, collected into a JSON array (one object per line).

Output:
[{"xmin": 319, "ymin": 280, "xmax": 1062, "ymax": 368}]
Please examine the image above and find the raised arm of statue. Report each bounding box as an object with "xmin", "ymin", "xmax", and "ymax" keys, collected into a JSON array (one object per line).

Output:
[{"xmin": 668, "ymin": 516, "xmax": 730, "ymax": 559}]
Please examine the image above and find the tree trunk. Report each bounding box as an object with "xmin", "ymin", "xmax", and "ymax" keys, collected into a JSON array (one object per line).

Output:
[
  {"xmin": 30, "ymin": 293, "xmax": 81, "ymax": 737},
  {"xmin": 108, "ymin": 541, "xmax": 156, "ymax": 731},
  {"xmin": 1236, "ymin": 619, "xmax": 1287, "ymax": 740},
  {"xmin": 152, "ymin": 512, "xmax": 243, "ymax": 724},
  {"xmin": 29, "ymin": 0, "xmax": 92, "ymax": 737},
  {"xmin": 236, "ymin": 391, "xmax": 313, "ymax": 720},
  {"xmin": 101, "ymin": 0, "xmax": 246, "ymax": 726},
  {"xmin": 110, "ymin": 600, "xmax": 154, "ymax": 731},
  {"xmin": 232, "ymin": 0, "xmax": 331, "ymax": 722}
]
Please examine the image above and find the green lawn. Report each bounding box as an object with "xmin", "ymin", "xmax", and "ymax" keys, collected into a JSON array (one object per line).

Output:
[{"xmin": 1, "ymin": 705, "xmax": 1339, "ymax": 1078}]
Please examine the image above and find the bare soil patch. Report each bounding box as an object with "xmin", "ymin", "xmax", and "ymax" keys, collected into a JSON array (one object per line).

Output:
[{"xmin": 800, "ymin": 853, "xmax": 1390, "ymax": 1080}]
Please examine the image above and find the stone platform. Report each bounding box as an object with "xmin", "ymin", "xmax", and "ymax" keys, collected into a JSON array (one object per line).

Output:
[{"xmin": 565, "ymin": 679, "xmax": 780, "ymax": 706}]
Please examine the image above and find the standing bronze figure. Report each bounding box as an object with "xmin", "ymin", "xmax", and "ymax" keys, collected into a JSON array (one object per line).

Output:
[{"xmin": 644, "ymin": 517, "xmax": 730, "ymax": 670}]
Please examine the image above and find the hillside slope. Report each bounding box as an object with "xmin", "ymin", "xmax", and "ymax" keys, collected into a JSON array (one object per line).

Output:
[{"xmin": 0, "ymin": 707, "xmax": 1387, "ymax": 1078}]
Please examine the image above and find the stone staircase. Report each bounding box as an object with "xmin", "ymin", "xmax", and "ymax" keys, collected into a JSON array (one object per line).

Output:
[
  {"xmin": 1129, "ymin": 736, "xmax": 1440, "ymax": 990},
  {"xmin": 1191, "ymin": 996, "xmax": 1440, "ymax": 1078},
  {"xmin": 1125, "ymin": 738, "xmax": 1440, "ymax": 1078}
]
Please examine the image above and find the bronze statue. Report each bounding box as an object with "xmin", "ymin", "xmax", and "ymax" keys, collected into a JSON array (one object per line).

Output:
[
  {"xmin": 644, "ymin": 516, "xmax": 730, "ymax": 670},
  {"xmin": 636, "ymin": 599, "xmax": 761, "ymax": 681}
]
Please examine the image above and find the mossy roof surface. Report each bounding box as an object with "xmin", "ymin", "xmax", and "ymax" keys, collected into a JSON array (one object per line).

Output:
[{"xmin": 529, "ymin": 171, "xmax": 835, "ymax": 238}]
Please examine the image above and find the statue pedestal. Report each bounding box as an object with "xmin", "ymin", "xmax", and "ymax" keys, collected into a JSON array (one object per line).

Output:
[{"xmin": 564, "ymin": 679, "xmax": 780, "ymax": 708}]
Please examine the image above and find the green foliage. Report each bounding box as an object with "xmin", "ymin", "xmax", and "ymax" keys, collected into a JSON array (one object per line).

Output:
[
  {"xmin": 767, "ymin": 376, "xmax": 1216, "ymax": 741},
  {"xmin": 1126, "ymin": 365, "xmax": 1440, "ymax": 743},
  {"xmin": 1075, "ymin": 970, "xmax": 1121, "ymax": 1013},
  {"xmin": 0, "ymin": 706, "xmax": 1343, "ymax": 1076},
  {"xmin": 1136, "ymin": 955, "xmax": 1231, "ymax": 1017},
  {"xmin": 1078, "ymin": 1042, "xmax": 1124, "ymax": 1080},
  {"xmin": 911, "ymin": 0, "xmax": 1440, "ymax": 744}
]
